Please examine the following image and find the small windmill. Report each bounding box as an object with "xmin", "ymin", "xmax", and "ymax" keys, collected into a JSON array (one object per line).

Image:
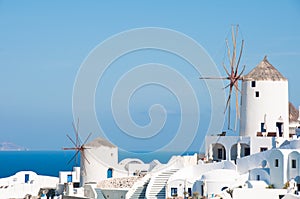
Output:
[
  {"xmin": 200, "ymin": 25, "xmax": 245, "ymax": 130},
  {"xmin": 63, "ymin": 118, "xmax": 92, "ymax": 174}
]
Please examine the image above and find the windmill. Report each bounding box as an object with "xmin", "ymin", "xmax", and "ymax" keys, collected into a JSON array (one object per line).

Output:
[
  {"xmin": 200, "ymin": 25, "xmax": 245, "ymax": 130},
  {"xmin": 63, "ymin": 118, "xmax": 92, "ymax": 175}
]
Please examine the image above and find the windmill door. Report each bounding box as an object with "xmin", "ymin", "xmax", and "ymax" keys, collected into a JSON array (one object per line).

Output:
[
  {"xmin": 107, "ymin": 168, "xmax": 113, "ymax": 178},
  {"xmin": 276, "ymin": 122, "xmax": 283, "ymax": 137}
]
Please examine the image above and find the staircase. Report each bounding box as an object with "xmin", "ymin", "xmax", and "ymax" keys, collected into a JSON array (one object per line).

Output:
[
  {"xmin": 126, "ymin": 176, "xmax": 150, "ymax": 199},
  {"xmin": 145, "ymin": 169, "xmax": 179, "ymax": 199},
  {"xmin": 95, "ymin": 188, "xmax": 106, "ymax": 199}
]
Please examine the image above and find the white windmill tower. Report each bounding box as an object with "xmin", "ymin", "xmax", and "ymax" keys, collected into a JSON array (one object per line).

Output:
[
  {"xmin": 239, "ymin": 56, "xmax": 289, "ymax": 140},
  {"xmin": 63, "ymin": 119, "xmax": 92, "ymax": 185}
]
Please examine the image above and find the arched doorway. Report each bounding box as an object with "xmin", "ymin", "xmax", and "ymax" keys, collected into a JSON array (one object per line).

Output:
[{"xmin": 212, "ymin": 143, "xmax": 226, "ymax": 161}]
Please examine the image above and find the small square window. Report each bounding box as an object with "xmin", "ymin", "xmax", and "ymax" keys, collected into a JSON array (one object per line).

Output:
[
  {"xmin": 275, "ymin": 159, "xmax": 279, "ymax": 167},
  {"xmin": 261, "ymin": 123, "xmax": 266, "ymax": 132},
  {"xmin": 260, "ymin": 147, "xmax": 268, "ymax": 152},
  {"xmin": 171, "ymin": 188, "xmax": 178, "ymax": 196},
  {"xmin": 255, "ymin": 91, "xmax": 259, "ymax": 97},
  {"xmin": 244, "ymin": 148, "xmax": 250, "ymax": 156},
  {"xmin": 251, "ymin": 81, "xmax": 256, "ymax": 87},
  {"xmin": 292, "ymin": 159, "xmax": 296, "ymax": 168},
  {"xmin": 67, "ymin": 174, "xmax": 72, "ymax": 183}
]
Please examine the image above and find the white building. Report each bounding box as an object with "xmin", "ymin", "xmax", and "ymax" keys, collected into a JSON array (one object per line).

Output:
[
  {"xmin": 0, "ymin": 171, "xmax": 58, "ymax": 199},
  {"xmin": 60, "ymin": 57, "xmax": 300, "ymax": 199},
  {"xmin": 80, "ymin": 137, "xmax": 169, "ymax": 185},
  {"xmin": 205, "ymin": 57, "xmax": 293, "ymax": 163},
  {"xmin": 240, "ymin": 56, "xmax": 289, "ymax": 139}
]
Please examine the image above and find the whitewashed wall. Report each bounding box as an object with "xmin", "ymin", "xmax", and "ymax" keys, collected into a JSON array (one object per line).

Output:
[{"xmin": 240, "ymin": 80, "xmax": 289, "ymax": 138}]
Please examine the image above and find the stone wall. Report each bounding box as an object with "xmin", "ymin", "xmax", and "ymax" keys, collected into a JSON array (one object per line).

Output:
[{"xmin": 97, "ymin": 176, "xmax": 140, "ymax": 189}]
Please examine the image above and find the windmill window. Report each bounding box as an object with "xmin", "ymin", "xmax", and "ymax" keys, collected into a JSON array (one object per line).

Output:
[
  {"xmin": 255, "ymin": 91, "xmax": 259, "ymax": 97},
  {"xmin": 107, "ymin": 168, "xmax": 113, "ymax": 178},
  {"xmin": 251, "ymin": 81, "xmax": 256, "ymax": 87},
  {"xmin": 25, "ymin": 174, "xmax": 30, "ymax": 183}
]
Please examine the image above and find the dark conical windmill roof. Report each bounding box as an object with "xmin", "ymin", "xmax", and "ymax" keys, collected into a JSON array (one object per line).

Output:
[
  {"xmin": 243, "ymin": 56, "xmax": 287, "ymax": 81},
  {"xmin": 289, "ymin": 102, "xmax": 299, "ymax": 122}
]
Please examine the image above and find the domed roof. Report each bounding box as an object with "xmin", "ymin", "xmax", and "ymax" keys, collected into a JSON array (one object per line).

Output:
[
  {"xmin": 85, "ymin": 137, "xmax": 116, "ymax": 148},
  {"xmin": 243, "ymin": 56, "xmax": 287, "ymax": 81},
  {"xmin": 279, "ymin": 139, "xmax": 300, "ymax": 150},
  {"xmin": 289, "ymin": 102, "xmax": 299, "ymax": 122}
]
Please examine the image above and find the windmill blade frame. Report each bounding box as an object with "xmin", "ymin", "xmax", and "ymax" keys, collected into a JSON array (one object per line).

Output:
[
  {"xmin": 67, "ymin": 150, "xmax": 80, "ymax": 165},
  {"xmin": 199, "ymin": 25, "xmax": 245, "ymax": 130},
  {"xmin": 63, "ymin": 119, "xmax": 92, "ymax": 173},
  {"xmin": 66, "ymin": 134, "xmax": 77, "ymax": 147}
]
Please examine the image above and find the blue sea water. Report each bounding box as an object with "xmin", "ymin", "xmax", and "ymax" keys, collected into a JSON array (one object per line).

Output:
[
  {"xmin": 0, "ymin": 150, "xmax": 197, "ymax": 178},
  {"xmin": 0, "ymin": 151, "xmax": 75, "ymax": 178}
]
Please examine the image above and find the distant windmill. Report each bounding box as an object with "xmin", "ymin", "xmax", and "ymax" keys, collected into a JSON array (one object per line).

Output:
[
  {"xmin": 63, "ymin": 118, "xmax": 92, "ymax": 175},
  {"xmin": 200, "ymin": 25, "xmax": 245, "ymax": 130}
]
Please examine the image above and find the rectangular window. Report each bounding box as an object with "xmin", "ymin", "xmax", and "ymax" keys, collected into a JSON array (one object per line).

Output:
[
  {"xmin": 171, "ymin": 188, "xmax": 178, "ymax": 196},
  {"xmin": 244, "ymin": 148, "xmax": 250, "ymax": 156},
  {"xmin": 256, "ymin": 175, "xmax": 260, "ymax": 181},
  {"xmin": 251, "ymin": 81, "xmax": 256, "ymax": 87},
  {"xmin": 188, "ymin": 188, "xmax": 192, "ymax": 196},
  {"xmin": 25, "ymin": 174, "xmax": 30, "ymax": 183},
  {"xmin": 73, "ymin": 182, "xmax": 80, "ymax": 188},
  {"xmin": 260, "ymin": 147, "xmax": 268, "ymax": 152},
  {"xmin": 67, "ymin": 174, "xmax": 72, "ymax": 182},
  {"xmin": 275, "ymin": 159, "xmax": 279, "ymax": 167},
  {"xmin": 292, "ymin": 159, "xmax": 297, "ymax": 168},
  {"xmin": 255, "ymin": 91, "xmax": 259, "ymax": 97},
  {"xmin": 261, "ymin": 123, "xmax": 266, "ymax": 132},
  {"xmin": 276, "ymin": 122, "xmax": 283, "ymax": 137},
  {"xmin": 218, "ymin": 148, "xmax": 223, "ymax": 159}
]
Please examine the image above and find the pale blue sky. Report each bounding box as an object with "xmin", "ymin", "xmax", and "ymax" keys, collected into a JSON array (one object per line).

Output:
[{"xmin": 0, "ymin": 1, "xmax": 299, "ymax": 151}]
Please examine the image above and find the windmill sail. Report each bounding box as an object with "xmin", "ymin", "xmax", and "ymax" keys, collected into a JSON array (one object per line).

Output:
[
  {"xmin": 200, "ymin": 25, "xmax": 245, "ymax": 130},
  {"xmin": 63, "ymin": 118, "xmax": 92, "ymax": 175}
]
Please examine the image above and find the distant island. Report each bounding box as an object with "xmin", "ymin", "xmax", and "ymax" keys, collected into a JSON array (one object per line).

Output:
[{"xmin": 0, "ymin": 142, "xmax": 28, "ymax": 151}]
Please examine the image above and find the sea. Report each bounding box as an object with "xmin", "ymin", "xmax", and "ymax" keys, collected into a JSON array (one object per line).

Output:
[{"xmin": 0, "ymin": 150, "xmax": 197, "ymax": 178}]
